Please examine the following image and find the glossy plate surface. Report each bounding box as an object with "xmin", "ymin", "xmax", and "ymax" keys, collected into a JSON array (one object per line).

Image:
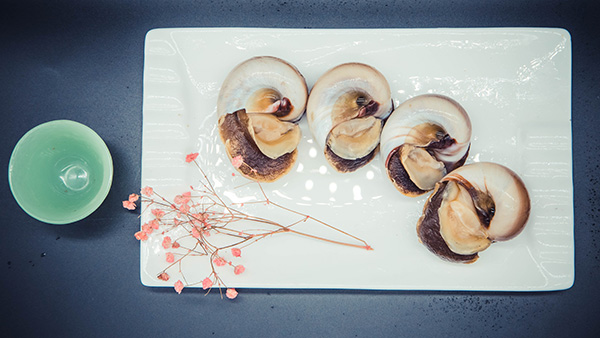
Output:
[{"xmin": 141, "ymin": 28, "xmax": 572, "ymax": 291}]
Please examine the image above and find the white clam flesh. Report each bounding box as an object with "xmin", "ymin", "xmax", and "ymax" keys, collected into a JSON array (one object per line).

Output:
[
  {"xmin": 380, "ymin": 94, "xmax": 472, "ymax": 196},
  {"xmin": 216, "ymin": 56, "xmax": 308, "ymax": 182},
  {"xmin": 306, "ymin": 63, "xmax": 393, "ymax": 172},
  {"xmin": 417, "ymin": 162, "xmax": 531, "ymax": 263}
]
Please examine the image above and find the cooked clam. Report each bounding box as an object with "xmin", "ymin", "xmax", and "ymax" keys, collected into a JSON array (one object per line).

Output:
[
  {"xmin": 217, "ymin": 56, "xmax": 308, "ymax": 182},
  {"xmin": 306, "ymin": 63, "xmax": 393, "ymax": 172},
  {"xmin": 380, "ymin": 94, "xmax": 472, "ymax": 196},
  {"xmin": 416, "ymin": 162, "xmax": 531, "ymax": 263}
]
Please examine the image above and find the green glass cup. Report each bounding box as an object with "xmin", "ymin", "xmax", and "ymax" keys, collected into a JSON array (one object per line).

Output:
[{"xmin": 8, "ymin": 120, "xmax": 113, "ymax": 224}]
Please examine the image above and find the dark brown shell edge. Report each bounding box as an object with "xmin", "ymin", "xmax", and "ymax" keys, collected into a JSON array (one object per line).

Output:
[
  {"xmin": 416, "ymin": 181, "xmax": 479, "ymax": 264},
  {"xmin": 385, "ymin": 144, "xmax": 470, "ymax": 197},
  {"xmin": 324, "ymin": 144, "xmax": 378, "ymax": 173},
  {"xmin": 218, "ymin": 109, "xmax": 297, "ymax": 182}
]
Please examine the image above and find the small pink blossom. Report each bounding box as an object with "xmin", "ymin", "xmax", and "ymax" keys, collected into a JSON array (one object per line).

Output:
[
  {"xmin": 174, "ymin": 280, "xmax": 184, "ymax": 294},
  {"xmin": 128, "ymin": 193, "xmax": 139, "ymax": 202},
  {"xmin": 141, "ymin": 186, "xmax": 154, "ymax": 197},
  {"xmin": 162, "ymin": 236, "xmax": 172, "ymax": 249},
  {"xmin": 202, "ymin": 278, "xmax": 213, "ymax": 290},
  {"xmin": 179, "ymin": 203, "xmax": 190, "ymax": 214},
  {"xmin": 231, "ymin": 155, "xmax": 243, "ymax": 169},
  {"xmin": 213, "ymin": 257, "xmax": 227, "ymax": 267},
  {"xmin": 231, "ymin": 248, "xmax": 242, "ymax": 257},
  {"xmin": 174, "ymin": 191, "xmax": 191, "ymax": 205},
  {"xmin": 185, "ymin": 152, "xmax": 199, "ymax": 163},
  {"xmin": 226, "ymin": 288, "xmax": 238, "ymax": 299},
  {"xmin": 191, "ymin": 227, "xmax": 201, "ymax": 238},
  {"xmin": 166, "ymin": 252, "xmax": 175, "ymax": 263},
  {"xmin": 149, "ymin": 219, "xmax": 159, "ymax": 230},
  {"xmin": 122, "ymin": 200, "xmax": 136, "ymax": 210},
  {"xmin": 172, "ymin": 242, "xmax": 180, "ymax": 249},
  {"xmin": 151, "ymin": 209, "xmax": 165, "ymax": 218},
  {"xmin": 141, "ymin": 223, "xmax": 153, "ymax": 234},
  {"xmin": 157, "ymin": 272, "xmax": 170, "ymax": 281},
  {"xmin": 234, "ymin": 265, "xmax": 245, "ymax": 275},
  {"xmin": 134, "ymin": 231, "xmax": 148, "ymax": 241}
]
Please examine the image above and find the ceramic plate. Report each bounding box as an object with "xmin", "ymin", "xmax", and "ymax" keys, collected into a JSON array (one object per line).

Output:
[{"xmin": 141, "ymin": 28, "xmax": 573, "ymax": 291}]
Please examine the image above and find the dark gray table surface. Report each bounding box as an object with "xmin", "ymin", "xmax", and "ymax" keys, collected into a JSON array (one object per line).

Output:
[{"xmin": 2, "ymin": 0, "xmax": 599, "ymax": 337}]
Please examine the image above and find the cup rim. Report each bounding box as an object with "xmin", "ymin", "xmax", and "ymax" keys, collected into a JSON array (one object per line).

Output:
[{"xmin": 8, "ymin": 119, "xmax": 114, "ymax": 224}]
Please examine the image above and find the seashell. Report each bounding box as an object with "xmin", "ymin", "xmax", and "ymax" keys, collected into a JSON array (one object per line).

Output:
[
  {"xmin": 217, "ymin": 56, "xmax": 308, "ymax": 182},
  {"xmin": 306, "ymin": 63, "xmax": 393, "ymax": 172},
  {"xmin": 416, "ymin": 162, "xmax": 531, "ymax": 263},
  {"xmin": 380, "ymin": 94, "xmax": 471, "ymax": 196}
]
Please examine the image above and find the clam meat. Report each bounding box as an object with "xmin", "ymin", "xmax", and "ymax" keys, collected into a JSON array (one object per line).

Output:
[
  {"xmin": 380, "ymin": 94, "xmax": 472, "ymax": 196},
  {"xmin": 416, "ymin": 162, "xmax": 531, "ymax": 263},
  {"xmin": 217, "ymin": 56, "xmax": 308, "ymax": 182},
  {"xmin": 306, "ymin": 63, "xmax": 393, "ymax": 172}
]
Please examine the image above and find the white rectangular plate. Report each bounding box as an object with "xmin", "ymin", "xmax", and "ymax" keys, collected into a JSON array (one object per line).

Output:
[{"xmin": 141, "ymin": 27, "xmax": 573, "ymax": 291}]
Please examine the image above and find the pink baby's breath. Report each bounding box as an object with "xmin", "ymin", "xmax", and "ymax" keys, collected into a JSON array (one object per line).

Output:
[
  {"xmin": 231, "ymin": 248, "xmax": 242, "ymax": 257},
  {"xmin": 134, "ymin": 231, "xmax": 148, "ymax": 241},
  {"xmin": 157, "ymin": 272, "xmax": 170, "ymax": 281},
  {"xmin": 122, "ymin": 200, "xmax": 136, "ymax": 210},
  {"xmin": 162, "ymin": 236, "xmax": 172, "ymax": 249},
  {"xmin": 128, "ymin": 194, "xmax": 139, "ymax": 202},
  {"xmin": 191, "ymin": 227, "xmax": 201, "ymax": 238},
  {"xmin": 231, "ymin": 155, "xmax": 243, "ymax": 169},
  {"xmin": 174, "ymin": 280, "xmax": 184, "ymax": 294},
  {"xmin": 213, "ymin": 257, "xmax": 227, "ymax": 267},
  {"xmin": 149, "ymin": 219, "xmax": 159, "ymax": 230},
  {"xmin": 234, "ymin": 265, "xmax": 245, "ymax": 275},
  {"xmin": 172, "ymin": 242, "xmax": 180, "ymax": 249},
  {"xmin": 166, "ymin": 252, "xmax": 175, "ymax": 263},
  {"xmin": 202, "ymin": 278, "xmax": 213, "ymax": 290},
  {"xmin": 174, "ymin": 192, "xmax": 192, "ymax": 205},
  {"xmin": 226, "ymin": 288, "xmax": 238, "ymax": 299},
  {"xmin": 185, "ymin": 152, "xmax": 199, "ymax": 163},
  {"xmin": 151, "ymin": 209, "xmax": 165, "ymax": 218},
  {"xmin": 141, "ymin": 223, "xmax": 153, "ymax": 234},
  {"xmin": 179, "ymin": 203, "xmax": 190, "ymax": 213},
  {"xmin": 141, "ymin": 186, "xmax": 154, "ymax": 197}
]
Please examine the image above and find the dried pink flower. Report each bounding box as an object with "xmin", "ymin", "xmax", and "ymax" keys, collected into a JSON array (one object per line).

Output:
[
  {"xmin": 213, "ymin": 257, "xmax": 227, "ymax": 267},
  {"xmin": 185, "ymin": 152, "xmax": 199, "ymax": 163},
  {"xmin": 191, "ymin": 227, "xmax": 201, "ymax": 238},
  {"xmin": 129, "ymin": 193, "xmax": 139, "ymax": 202},
  {"xmin": 234, "ymin": 265, "xmax": 245, "ymax": 275},
  {"xmin": 172, "ymin": 242, "xmax": 180, "ymax": 249},
  {"xmin": 134, "ymin": 231, "xmax": 148, "ymax": 241},
  {"xmin": 157, "ymin": 272, "xmax": 170, "ymax": 281},
  {"xmin": 174, "ymin": 192, "xmax": 192, "ymax": 205},
  {"xmin": 226, "ymin": 288, "xmax": 238, "ymax": 299},
  {"xmin": 231, "ymin": 155, "xmax": 243, "ymax": 169},
  {"xmin": 149, "ymin": 219, "xmax": 160, "ymax": 230},
  {"xmin": 122, "ymin": 200, "xmax": 136, "ymax": 210},
  {"xmin": 179, "ymin": 203, "xmax": 190, "ymax": 213},
  {"xmin": 141, "ymin": 186, "xmax": 154, "ymax": 197},
  {"xmin": 231, "ymin": 248, "xmax": 242, "ymax": 257},
  {"xmin": 141, "ymin": 223, "xmax": 153, "ymax": 234},
  {"xmin": 166, "ymin": 252, "xmax": 175, "ymax": 263},
  {"xmin": 162, "ymin": 236, "xmax": 172, "ymax": 249},
  {"xmin": 174, "ymin": 280, "xmax": 184, "ymax": 294},
  {"xmin": 151, "ymin": 209, "xmax": 165, "ymax": 218},
  {"xmin": 202, "ymin": 278, "xmax": 213, "ymax": 290}
]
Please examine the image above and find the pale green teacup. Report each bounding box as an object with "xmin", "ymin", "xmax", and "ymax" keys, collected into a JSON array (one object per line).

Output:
[{"xmin": 8, "ymin": 120, "xmax": 113, "ymax": 224}]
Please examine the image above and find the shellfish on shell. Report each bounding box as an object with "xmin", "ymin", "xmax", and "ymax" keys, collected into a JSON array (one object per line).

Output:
[
  {"xmin": 416, "ymin": 162, "xmax": 531, "ymax": 263},
  {"xmin": 217, "ymin": 56, "xmax": 308, "ymax": 182},
  {"xmin": 306, "ymin": 63, "xmax": 393, "ymax": 173},
  {"xmin": 380, "ymin": 94, "xmax": 472, "ymax": 196}
]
